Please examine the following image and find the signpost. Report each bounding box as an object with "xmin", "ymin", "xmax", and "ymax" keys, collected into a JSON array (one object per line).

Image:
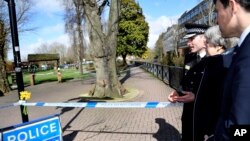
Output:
[
  {"xmin": 1, "ymin": 115, "xmax": 62, "ymax": 141},
  {"xmin": 4, "ymin": 0, "xmax": 28, "ymax": 122}
]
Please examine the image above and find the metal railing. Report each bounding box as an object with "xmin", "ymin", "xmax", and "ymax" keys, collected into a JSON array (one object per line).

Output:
[{"xmin": 134, "ymin": 61, "xmax": 183, "ymax": 90}]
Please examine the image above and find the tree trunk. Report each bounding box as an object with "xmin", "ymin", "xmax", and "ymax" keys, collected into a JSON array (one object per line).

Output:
[
  {"xmin": 89, "ymin": 52, "xmax": 125, "ymax": 98},
  {"xmin": 84, "ymin": 0, "xmax": 125, "ymax": 98},
  {"xmin": 75, "ymin": 0, "xmax": 84, "ymax": 75},
  {"xmin": 0, "ymin": 21, "xmax": 10, "ymax": 95},
  {"xmin": 0, "ymin": 46, "xmax": 10, "ymax": 95}
]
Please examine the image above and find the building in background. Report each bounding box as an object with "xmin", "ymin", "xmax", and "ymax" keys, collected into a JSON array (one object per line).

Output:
[{"xmin": 177, "ymin": 0, "xmax": 216, "ymax": 55}]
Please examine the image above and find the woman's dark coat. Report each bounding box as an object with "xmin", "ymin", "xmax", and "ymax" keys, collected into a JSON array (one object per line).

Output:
[{"xmin": 193, "ymin": 52, "xmax": 233, "ymax": 141}]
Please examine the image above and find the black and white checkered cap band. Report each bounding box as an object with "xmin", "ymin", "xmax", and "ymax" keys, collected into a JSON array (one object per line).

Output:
[{"xmin": 187, "ymin": 28, "xmax": 206, "ymax": 34}]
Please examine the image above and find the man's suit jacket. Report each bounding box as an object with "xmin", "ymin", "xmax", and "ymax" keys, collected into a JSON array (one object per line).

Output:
[{"xmin": 214, "ymin": 33, "xmax": 250, "ymax": 140}]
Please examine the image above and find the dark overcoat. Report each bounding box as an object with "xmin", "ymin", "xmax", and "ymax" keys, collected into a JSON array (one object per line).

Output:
[
  {"xmin": 193, "ymin": 54, "xmax": 232, "ymax": 141},
  {"xmin": 213, "ymin": 33, "xmax": 250, "ymax": 140}
]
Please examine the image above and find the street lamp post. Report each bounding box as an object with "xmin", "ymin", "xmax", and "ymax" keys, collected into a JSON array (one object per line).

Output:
[{"xmin": 4, "ymin": 0, "xmax": 29, "ymax": 122}]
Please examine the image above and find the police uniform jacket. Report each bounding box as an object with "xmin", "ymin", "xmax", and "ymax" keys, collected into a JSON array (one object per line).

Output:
[{"xmin": 180, "ymin": 52, "xmax": 206, "ymax": 141}]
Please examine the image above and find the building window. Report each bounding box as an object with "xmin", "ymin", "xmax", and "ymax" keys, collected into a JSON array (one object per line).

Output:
[{"xmin": 195, "ymin": 8, "xmax": 198, "ymax": 15}]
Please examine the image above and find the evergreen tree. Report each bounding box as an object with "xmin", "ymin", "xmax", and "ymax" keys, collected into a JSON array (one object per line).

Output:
[{"xmin": 117, "ymin": 0, "xmax": 149, "ymax": 65}]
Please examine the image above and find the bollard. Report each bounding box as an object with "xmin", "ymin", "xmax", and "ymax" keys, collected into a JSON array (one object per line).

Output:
[
  {"xmin": 30, "ymin": 73, "xmax": 35, "ymax": 86},
  {"xmin": 57, "ymin": 68, "xmax": 62, "ymax": 83},
  {"xmin": 57, "ymin": 72, "xmax": 62, "ymax": 83}
]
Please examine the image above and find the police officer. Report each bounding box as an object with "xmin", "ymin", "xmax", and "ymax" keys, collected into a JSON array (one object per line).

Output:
[{"xmin": 168, "ymin": 23, "xmax": 209, "ymax": 141}]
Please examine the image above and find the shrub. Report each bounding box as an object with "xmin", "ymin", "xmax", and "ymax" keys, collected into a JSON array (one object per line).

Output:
[{"xmin": 172, "ymin": 56, "xmax": 184, "ymax": 67}]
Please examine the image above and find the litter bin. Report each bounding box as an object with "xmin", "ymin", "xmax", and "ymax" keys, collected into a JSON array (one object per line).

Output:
[{"xmin": 11, "ymin": 72, "xmax": 17, "ymax": 86}]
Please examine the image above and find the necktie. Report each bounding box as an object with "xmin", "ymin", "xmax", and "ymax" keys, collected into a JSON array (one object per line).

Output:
[{"xmin": 197, "ymin": 55, "xmax": 201, "ymax": 62}]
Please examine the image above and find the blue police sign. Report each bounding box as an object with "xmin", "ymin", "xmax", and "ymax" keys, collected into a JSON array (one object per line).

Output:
[{"xmin": 1, "ymin": 115, "xmax": 62, "ymax": 141}]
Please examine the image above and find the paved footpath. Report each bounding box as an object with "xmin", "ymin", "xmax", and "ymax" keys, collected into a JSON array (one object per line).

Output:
[{"xmin": 0, "ymin": 67, "xmax": 183, "ymax": 141}]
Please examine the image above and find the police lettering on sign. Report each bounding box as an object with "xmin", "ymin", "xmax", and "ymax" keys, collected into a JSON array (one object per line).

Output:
[
  {"xmin": 1, "ymin": 115, "xmax": 62, "ymax": 141},
  {"xmin": 230, "ymin": 125, "xmax": 250, "ymax": 141}
]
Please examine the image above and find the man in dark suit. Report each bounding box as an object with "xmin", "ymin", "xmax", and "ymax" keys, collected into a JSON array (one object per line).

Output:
[
  {"xmin": 207, "ymin": 0, "xmax": 250, "ymax": 140},
  {"xmin": 168, "ymin": 23, "xmax": 209, "ymax": 141}
]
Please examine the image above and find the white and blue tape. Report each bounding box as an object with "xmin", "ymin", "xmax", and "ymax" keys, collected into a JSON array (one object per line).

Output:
[
  {"xmin": 0, "ymin": 102, "xmax": 20, "ymax": 110},
  {"xmin": 0, "ymin": 101, "xmax": 181, "ymax": 109},
  {"xmin": 19, "ymin": 101, "xmax": 181, "ymax": 108}
]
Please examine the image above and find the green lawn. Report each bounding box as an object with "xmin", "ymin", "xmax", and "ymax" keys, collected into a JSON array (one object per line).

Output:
[{"xmin": 9, "ymin": 69, "xmax": 90, "ymax": 85}]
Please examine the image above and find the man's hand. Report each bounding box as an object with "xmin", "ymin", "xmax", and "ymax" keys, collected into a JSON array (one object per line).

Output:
[
  {"xmin": 175, "ymin": 91, "xmax": 195, "ymax": 103},
  {"xmin": 167, "ymin": 90, "xmax": 179, "ymax": 103}
]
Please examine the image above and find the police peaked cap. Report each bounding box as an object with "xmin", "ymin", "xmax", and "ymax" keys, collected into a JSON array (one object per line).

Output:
[{"xmin": 183, "ymin": 23, "xmax": 210, "ymax": 39}]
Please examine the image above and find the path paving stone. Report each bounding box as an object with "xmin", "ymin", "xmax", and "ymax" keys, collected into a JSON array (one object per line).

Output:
[{"xmin": 0, "ymin": 67, "xmax": 182, "ymax": 141}]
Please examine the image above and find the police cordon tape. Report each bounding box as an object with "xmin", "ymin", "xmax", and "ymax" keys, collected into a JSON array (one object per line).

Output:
[
  {"xmin": 19, "ymin": 101, "xmax": 182, "ymax": 108},
  {"xmin": 0, "ymin": 101, "xmax": 182, "ymax": 109},
  {"xmin": 0, "ymin": 102, "xmax": 20, "ymax": 110}
]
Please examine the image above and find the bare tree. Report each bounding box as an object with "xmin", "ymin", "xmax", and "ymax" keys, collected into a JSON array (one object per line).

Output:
[
  {"xmin": 34, "ymin": 42, "xmax": 68, "ymax": 64},
  {"xmin": 65, "ymin": 45, "xmax": 77, "ymax": 63},
  {"xmin": 82, "ymin": 0, "xmax": 126, "ymax": 98},
  {"xmin": 63, "ymin": 0, "xmax": 85, "ymax": 74},
  {"xmin": 49, "ymin": 42, "xmax": 67, "ymax": 64},
  {"xmin": 207, "ymin": 0, "xmax": 216, "ymax": 25},
  {"xmin": 34, "ymin": 43, "xmax": 50, "ymax": 54},
  {"xmin": 0, "ymin": 0, "xmax": 31, "ymax": 95},
  {"xmin": 199, "ymin": 0, "xmax": 216, "ymax": 26}
]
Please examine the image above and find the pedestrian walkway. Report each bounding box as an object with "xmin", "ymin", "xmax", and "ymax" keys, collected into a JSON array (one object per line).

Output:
[{"xmin": 0, "ymin": 66, "xmax": 182, "ymax": 141}]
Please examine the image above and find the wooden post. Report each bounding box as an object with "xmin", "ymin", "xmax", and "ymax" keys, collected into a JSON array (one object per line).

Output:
[{"xmin": 29, "ymin": 73, "xmax": 35, "ymax": 85}]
